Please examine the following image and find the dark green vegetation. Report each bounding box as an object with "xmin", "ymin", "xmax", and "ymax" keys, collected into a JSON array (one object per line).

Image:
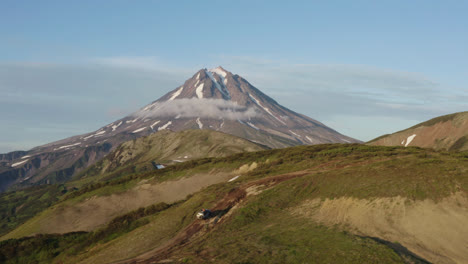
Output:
[
  {"xmin": 0, "ymin": 202, "xmax": 170, "ymax": 264},
  {"xmin": 1, "ymin": 144, "xmax": 467, "ymax": 263},
  {"xmin": 449, "ymin": 135, "xmax": 468, "ymax": 151},
  {"xmin": 0, "ymin": 232, "xmax": 87, "ymax": 264},
  {"xmin": 0, "ymin": 184, "xmax": 74, "ymax": 236}
]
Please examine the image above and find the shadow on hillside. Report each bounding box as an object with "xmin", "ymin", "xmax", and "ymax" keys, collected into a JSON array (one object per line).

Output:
[
  {"xmin": 360, "ymin": 236, "xmax": 432, "ymax": 264},
  {"xmin": 207, "ymin": 206, "xmax": 232, "ymax": 223}
]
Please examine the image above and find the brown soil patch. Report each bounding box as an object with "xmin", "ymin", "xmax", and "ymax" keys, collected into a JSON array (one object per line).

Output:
[
  {"xmin": 234, "ymin": 162, "xmax": 258, "ymax": 174},
  {"xmin": 19, "ymin": 172, "xmax": 233, "ymax": 236},
  {"xmin": 292, "ymin": 193, "xmax": 468, "ymax": 264}
]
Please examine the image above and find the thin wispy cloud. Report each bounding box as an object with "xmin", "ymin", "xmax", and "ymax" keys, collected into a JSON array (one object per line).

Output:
[
  {"xmin": 89, "ymin": 56, "xmax": 196, "ymax": 77},
  {"xmin": 216, "ymin": 56, "xmax": 467, "ymax": 116}
]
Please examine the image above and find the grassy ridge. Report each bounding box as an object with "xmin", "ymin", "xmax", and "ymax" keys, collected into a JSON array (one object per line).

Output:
[
  {"xmin": 407, "ymin": 111, "xmax": 468, "ymax": 130},
  {"xmin": 73, "ymin": 129, "xmax": 266, "ymax": 184},
  {"xmin": 4, "ymin": 144, "xmax": 468, "ymax": 239}
]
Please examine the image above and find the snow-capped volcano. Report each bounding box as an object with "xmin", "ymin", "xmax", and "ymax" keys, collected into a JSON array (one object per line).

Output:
[
  {"xmin": 0, "ymin": 66, "xmax": 358, "ymax": 191},
  {"xmin": 107, "ymin": 66, "xmax": 357, "ymax": 147}
]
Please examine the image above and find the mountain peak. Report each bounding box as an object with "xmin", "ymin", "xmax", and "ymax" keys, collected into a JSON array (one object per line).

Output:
[
  {"xmin": 126, "ymin": 67, "xmax": 358, "ymax": 147},
  {"xmin": 207, "ymin": 66, "xmax": 229, "ymax": 76}
]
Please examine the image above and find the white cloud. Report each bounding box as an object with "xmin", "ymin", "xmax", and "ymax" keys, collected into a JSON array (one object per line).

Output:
[{"xmin": 133, "ymin": 98, "xmax": 259, "ymax": 120}]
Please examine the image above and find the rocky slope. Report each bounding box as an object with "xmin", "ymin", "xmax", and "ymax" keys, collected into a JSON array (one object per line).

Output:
[{"xmin": 368, "ymin": 111, "xmax": 468, "ymax": 151}]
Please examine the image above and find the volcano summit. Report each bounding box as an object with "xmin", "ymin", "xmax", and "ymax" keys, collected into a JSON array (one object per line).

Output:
[{"xmin": 120, "ymin": 66, "xmax": 358, "ymax": 147}]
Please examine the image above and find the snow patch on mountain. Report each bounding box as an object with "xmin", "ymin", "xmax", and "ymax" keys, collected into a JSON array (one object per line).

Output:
[
  {"xmin": 206, "ymin": 69, "xmax": 230, "ymax": 99},
  {"xmin": 405, "ymin": 134, "xmax": 416, "ymax": 147},
  {"xmin": 21, "ymin": 155, "xmax": 31, "ymax": 159},
  {"xmin": 196, "ymin": 83, "xmax": 204, "ymax": 98},
  {"xmin": 112, "ymin": 121, "xmax": 123, "ymax": 131},
  {"xmin": 95, "ymin": 131, "xmax": 106, "ymax": 136},
  {"xmin": 210, "ymin": 67, "xmax": 228, "ymax": 85},
  {"xmin": 83, "ymin": 130, "xmax": 106, "ymax": 140},
  {"xmin": 209, "ymin": 67, "xmax": 227, "ymax": 78},
  {"xmin": 158, "ymin": 121, "xmax": 172, "ymax": 131},
  {"xmin": 12, "ymin": 159, "xmax": 28, "ymax": 167},
  {"xmin": 306, "ymin": 136, "xmax": 314, "ymax": 143},
  {"xmin": 126, "ymin": 118, "xmax": 138, "ymax": 123},
  {"xmin": 248, "ymin": 94, "xmax": 286, "ymax": 125},
  {"xmin": 247, "ymin": 122, "xmax": 259, "ymax": 130},
  {"xmin": 289, "ymin": 130, "xmax": 301, "ymax": 138},
  {"xmin": 132, "ymin": 127, "xmax": 146, "ymax": 133},
  {"xmin": 83, "ymin": 134, "xmax": 94, "ymax": 140},
  {"xmin": 150, "ymin": 121, "xmax": 160, "ymax": 130},
  {"xmin": 196, "ymin": 117, "xmax": 203, "ymax": 129},
  {"xmin": 169, "ymin": 86, "xmax": 184, "ymax": 101},
  {"xmin": 54, "ymin": 142, "xmax": 81, "ymax": 151}
]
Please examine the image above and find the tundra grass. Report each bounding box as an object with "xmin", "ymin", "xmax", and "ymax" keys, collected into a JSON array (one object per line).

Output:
[
  {"xmin": 3, "ymin": 144, "xmax": 467, "ymax": 241},
  {"xmin": 174, "ymin": 179, "xmax": 417, "ymax": 263}
]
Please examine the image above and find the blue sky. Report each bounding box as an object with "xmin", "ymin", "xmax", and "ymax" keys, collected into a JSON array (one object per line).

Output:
[{"xmin": 1, "ymin": 0, "xmax": 467, "ymax": 152}]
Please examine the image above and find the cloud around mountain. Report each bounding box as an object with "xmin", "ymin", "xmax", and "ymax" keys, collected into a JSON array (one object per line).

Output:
[{"xmin": 133, "ymin": 98, "xmax": 259, "ymax": 120}]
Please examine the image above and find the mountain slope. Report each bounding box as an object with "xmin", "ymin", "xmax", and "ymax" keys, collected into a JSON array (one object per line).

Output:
[
  {"xmin": 131, "ymin": 66, "xmax": 357, "ymax": 147},
  {"xmin": 368, "ymin": 111, "xmax": 468, "ymax": 151},
  {"xmin": 0, "ymin": 66, "xmax": 357, "ymax": 192},
  {"xmin": 0, "ymin": 130, "xmax": 265, "ymax": 237},
  {"xmin": 76, "ymin": 129, "xmax": 267, "ymax": 182},
  {"xmin": 2, "ymin": 145, "xmax": 467, "ymax": 264}
]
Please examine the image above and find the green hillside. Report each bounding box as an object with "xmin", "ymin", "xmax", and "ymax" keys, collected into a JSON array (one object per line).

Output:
[
  {"xmin": 1, "ymin": 144, "xmax": 467, "ymax": 263},
  {"xmin": 0, "ymin": 130, "xmax": 266, "ymax": 238},
  {"xmin": 75, "ymin": 129, "xmax": 267, "ymax": 183}
]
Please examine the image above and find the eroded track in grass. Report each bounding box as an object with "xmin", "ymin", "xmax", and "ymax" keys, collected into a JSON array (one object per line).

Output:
[
  {"xmin": 115, "ymin": 157, "xmax": 391, "ymax": 264},
  {"xmin": 113, "ymin": 170, "xmax": 311, "ymax": 264}
]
